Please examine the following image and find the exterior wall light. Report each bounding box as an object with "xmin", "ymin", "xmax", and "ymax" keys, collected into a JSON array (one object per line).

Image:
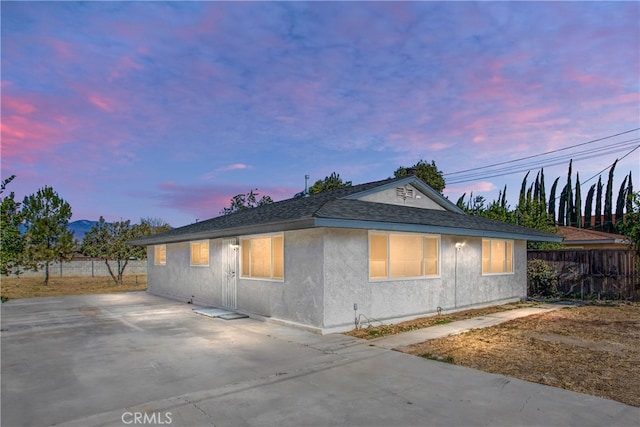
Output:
[{"xmin": 455, "ymin": 242, "xmax": 464, "ymax": 250}]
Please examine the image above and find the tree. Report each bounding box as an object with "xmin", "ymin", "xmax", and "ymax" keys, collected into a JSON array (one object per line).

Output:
[
  {"xmin": 574, "ymin": 173, "xmax": 582, "ymax": 228},
  {"xmin": 139, "ymin": 217, "xmax": 172, "ymax": 235},
  {"xmin": 393, "ymin": 159, "xmax": 446, "ymax": 193},
  {"xmin": 615, "ymin": 176, "xmax": 628, "ymax": 228},
  {"xmin": 80, "ymin": 217, "xmax": 148, "ymax": 285},
  {"xmin": 565, "ymin": 160, "xmax": 574, "ymax": 227},
  {"xmin": 626, "ymin": 172, "xmax": 634, "ymax": 215},
  {"xmin": 539, "ymin": 168, "xmax": 546, "ymax": 208},
  {"xmin": 617, "ymin": 192, "xmax": 640, "ymax": 255},
  {"xmin": 548, "ymin": 177, "xmax": 560, "ymax": 224},
  {"xmin": 220, "ymin": 189, "xmax": 273, "ymax": 215},
  {"xmin": 21, "ymin": 186, "xmax": 74, "ymax": 285},
  {"xmin": 603, "ymin": 160, "xmax": 617, "ymax": 232},
  {"xmin": 518, "ymin": 171, "xmax": 530, "ymax": 211},
  {"xmin": 1, "ymin": 175, "xmax": 16, "ymax": 195},
  {"xmin": 309, "ymin": 172, "xmax": 352, "ymax": 194},
  {"xmin": 558, "ymin": 184, "xmax": 567, "ymax": 226},
  {"xmin": 584, "ymin": 184, "xmax": 596, "ymax": 229},
  {"xmin": 0, "ymin": 177, "xmax": 24, "ymax": 276},
  {"xmin": 595, "ymin": 177, "xmax": 603, "ymax": 230}
]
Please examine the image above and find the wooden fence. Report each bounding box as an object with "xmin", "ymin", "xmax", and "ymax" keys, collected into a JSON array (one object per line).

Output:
[{"xmin": 527, "ymin": 249, "xmax": 639, "ymax": 301}]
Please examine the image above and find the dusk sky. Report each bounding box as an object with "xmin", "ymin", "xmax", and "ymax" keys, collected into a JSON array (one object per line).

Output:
[{"xmin": 2, "ymin": 1, "xmax": 639, "ymax": 228}]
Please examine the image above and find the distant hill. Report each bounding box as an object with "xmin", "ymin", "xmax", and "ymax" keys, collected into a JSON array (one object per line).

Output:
[
  {"xmin": 19, "ymin": 219, "xmax": 99, "ymax": 242},
  {"xmin": 68, "ymin": 220, "xmax": 98, "ymax": 242}
]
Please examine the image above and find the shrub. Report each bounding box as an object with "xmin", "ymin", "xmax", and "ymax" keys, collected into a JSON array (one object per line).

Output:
[{"xmin": 527, "ymin": 259, "xmax": 559, "ymax": 297}]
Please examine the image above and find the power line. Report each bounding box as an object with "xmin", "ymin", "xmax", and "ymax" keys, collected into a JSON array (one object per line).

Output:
[
  {"xmin": 546, "ymin": 144, "xmax": 639, "ymax": 203},
  {"xmin": 444, "ymin": 127, "xmax": 640, "ymax": 177},
  {"xmin": 447, "ymin": 138, "xmax": 639, "ymax": 183},
  {"xmin": 446, "ymin": 141, "xmax": 639, "ymax": 185},
  {"xmin": 577, "ymin": 144, "xmax": 640, "ymax": 190}
]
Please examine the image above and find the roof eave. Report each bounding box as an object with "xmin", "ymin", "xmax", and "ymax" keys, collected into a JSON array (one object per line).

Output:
[
  {"xmin": 562, "ymin": 239, "xmax": 630, "ymax": 245},
  {"xmin": 313, "ymin": 218, "xmax": 562, "ymax": 242},
  {"xmin": 129, "ymin": 218, "xmax": 316, "ymax": 246}
]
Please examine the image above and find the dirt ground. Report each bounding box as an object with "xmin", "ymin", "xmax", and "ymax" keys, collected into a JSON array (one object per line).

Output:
[
  {"xmin": 0, "ymin": 275, "xmax": 147, "ymax": 300},
  {"xmin": 346, "ymin": 301, "xmax": 541, "ymax": 339},
  {"xmin": 401, "ymin": 303, "xmax": 640, "ymax": 407}
]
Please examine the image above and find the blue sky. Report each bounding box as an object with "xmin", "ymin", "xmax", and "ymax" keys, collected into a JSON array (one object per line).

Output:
[{"xmin": 2, "ymin": 1, "xmax": 638, "ymax": 227}]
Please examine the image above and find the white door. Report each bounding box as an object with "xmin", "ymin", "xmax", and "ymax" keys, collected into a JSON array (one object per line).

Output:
[{"xmin": 221, "ymin": 238, "xmax": 238, "ymax": 310}]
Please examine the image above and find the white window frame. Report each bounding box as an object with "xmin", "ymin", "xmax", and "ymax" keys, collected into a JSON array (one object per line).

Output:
[
  {"xmin": 482, "ymin": 238, "xmax": 514, "ymax": 275},
  {"xmin": 368, "ymin": 231, "xmax": 440, "ymax": 281},
  {"xmin": 154, "ymin": 244, "xmax": 166, "ymax": 266},
  {"xmin": 190, "ymin": 240, "xmax": 210, "ymax": 267},
  {"xmin": 240, "ymin": 233, "xmax": 284, "ymax": 281}
]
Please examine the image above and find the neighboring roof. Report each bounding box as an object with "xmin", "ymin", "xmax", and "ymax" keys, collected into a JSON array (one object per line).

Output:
[
  {"xmin": 556, "ymin": 226, "xmax": 630, "ymax": 245},
  {"xmin": 130, "ymin": 176, "xmax": 561, "ymax": 246}
]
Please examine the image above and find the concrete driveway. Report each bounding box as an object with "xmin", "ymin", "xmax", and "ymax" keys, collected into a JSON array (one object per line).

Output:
[{"xmin": 1, "ymin": 293, "xmax": 637, "ymax": 427}]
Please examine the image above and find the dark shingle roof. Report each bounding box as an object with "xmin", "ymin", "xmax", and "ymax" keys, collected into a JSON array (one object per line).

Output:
[
  {"xmin": 130, "ymin": 176, "xmax": 560, "ymax": 245},
  {"xmin": 130, "ymin": 178, "xmax": 396, "ymax": 245},
  {"xmin": 314, "ymin": 199, "xmax": 557, "ymax": 240}
]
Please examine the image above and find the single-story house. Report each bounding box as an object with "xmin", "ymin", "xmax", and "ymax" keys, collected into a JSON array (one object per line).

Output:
[
  {"xmin": 555, "ymin": 226, "xmax": 631, "ymax": 250},
  {"xmin": 130, "ymin": 176, "xmax": 561, "ymax": 334}
]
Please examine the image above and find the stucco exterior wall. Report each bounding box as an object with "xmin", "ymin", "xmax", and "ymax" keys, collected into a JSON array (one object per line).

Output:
[
  {"xmin": 357, "ymin": 184, "xmax": 445, "ymax": 210},
  {"xmin": 321, "ymin": 229, "xmax": 527, "ymax": 331},
  {"xmin": 237, "ymin": 228, "xmax": 325, "ymax": 328},
  {"xmin": 146, "ymin": 240, "xmax": 224, "ymax": 307},
  {"xmin": 146, "ymin": 228, "xmax": 527, "ymax": 334}
]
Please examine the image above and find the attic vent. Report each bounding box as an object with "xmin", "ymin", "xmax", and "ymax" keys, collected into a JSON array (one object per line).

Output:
[{"xmin": 396, "ymin": 187, "xmax": 414, "ymax": 198}]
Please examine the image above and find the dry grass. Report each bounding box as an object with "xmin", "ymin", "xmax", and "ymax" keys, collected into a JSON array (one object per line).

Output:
[
  {"xmin": 402, "ymin": 304, "xmax": 640, "ymax": 407},
  {"xmin": 1, "ymin": 275, "xmax": 147, "ymax": 300},
  {"xmin": 346, "ymin": 301, "xmax": 542, "ymax": 339}
]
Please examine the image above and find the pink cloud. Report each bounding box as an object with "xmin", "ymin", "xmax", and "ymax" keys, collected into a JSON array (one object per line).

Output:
[
  {"xmin": 151, "ymin": 181, "xmax": 298, "ymax": 224},
  {"xmin": 220, "ymin": 163, "xmax": 250, "ymax": 171},
  {"xmin": 109, "ymin": 54, "xmax": 145, "ymax": 82},
  {"xmin": 0, "ymin": 113, "xmax": 65, "ymax": 164},
  {"xmin": 427, "ymin": 142, "xmax": 452, "ymax": 151},
  {"xmin": 89, "ymin": 95, "xmax": 114, "ymax": 112},
  {"xmin": 445, "ymin": 181, "xmax": 496, "ymax": 199},
  {"xmin": 47, "ymin": 39, "xmax": 75, "ymax": 60},
  {"xmin": 2, "ymin": 96, "xmax": 36, "ymax": 114}
]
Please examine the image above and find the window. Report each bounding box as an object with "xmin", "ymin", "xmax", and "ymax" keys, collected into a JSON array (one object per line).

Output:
[
  {"xmin": 482, "ymin": 239, "xmax": 513, "ymax": 274},
  {"xmin": 369, "ymin": 232, "xmax": 439, "ymax": 280},
  {"xmin": 190, "ymin": 241, "xmax": 209, "ymax": 266},
  {"xmin": 241, "ymin": 234, "xmax": 284, "ymax": 280},
  {"xmin": 154, "ymin": 244, "xmax": 166, "ymax": 265}
]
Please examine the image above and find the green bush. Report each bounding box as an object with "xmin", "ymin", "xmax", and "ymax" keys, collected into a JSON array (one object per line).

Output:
[{"xmin": 527, "ymin": 259, "xmax": 558, "ymax": 297}]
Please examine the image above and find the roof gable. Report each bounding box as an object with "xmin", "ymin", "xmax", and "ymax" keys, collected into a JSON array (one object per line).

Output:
[{"xmin": 343, "ymin": 176, "xmax": 464, "ymax": 213}]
